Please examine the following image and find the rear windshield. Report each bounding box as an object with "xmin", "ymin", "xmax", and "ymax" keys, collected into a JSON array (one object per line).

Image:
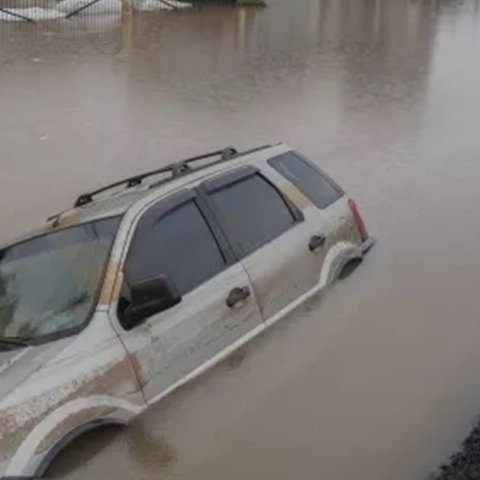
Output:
[
  {"xmin": 0, "ymin": 217, "xmax": 120, "ymax": 343},
  {"xmin": 268, "ymin": 152, "xmax": 343, "ymax": 209}
]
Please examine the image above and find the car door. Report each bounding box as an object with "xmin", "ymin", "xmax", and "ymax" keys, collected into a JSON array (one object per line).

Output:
[
  {"xmin": 199, "ymin": 165, "xmax": 325, "ymax": 324},
  {"xmin": 267, "ymin": 151, "xmax": 348, "ymax": 283},
  {"xmin": 110, "ymin": 189, "xmax": 263, "ymax": 403}
]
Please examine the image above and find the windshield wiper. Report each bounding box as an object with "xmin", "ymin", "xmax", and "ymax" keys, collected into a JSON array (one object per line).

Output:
[
  {"xmin": 0, "ymin": 336, "xmax": 33, "ymax": 349},
  {"xmin": 0, "ymin": 294, "xmax": 89, "ymax": 351}
]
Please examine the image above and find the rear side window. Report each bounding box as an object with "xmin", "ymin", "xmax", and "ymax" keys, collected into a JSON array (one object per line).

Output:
[
  {"xmin": 207, "ymin": 174, "xmax": 296, "ymax": 257},
  {"xmin": 125, "ymin": 200, "xmax": 225, "ymax": 295},
  {"xmin": 268, "ymin": 152, "xmax": 343, "ymax": 209}
]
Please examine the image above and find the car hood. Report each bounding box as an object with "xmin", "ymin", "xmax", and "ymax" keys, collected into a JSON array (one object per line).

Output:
[{"xmin": 0, "ymin": 338, "xmax": 73, "ymax": 404}]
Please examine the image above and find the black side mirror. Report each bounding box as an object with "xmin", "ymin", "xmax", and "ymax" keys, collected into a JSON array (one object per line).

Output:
[{"xmin": 122, "ymin": 275, "xmax": 181, "ymax": 329}]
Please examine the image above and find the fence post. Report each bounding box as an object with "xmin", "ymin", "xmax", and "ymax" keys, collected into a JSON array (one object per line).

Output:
[
  {"xmin": 121, "ymin": 0, "xmax": 133, "ymax": 16},
  {"xmin": 122, "ymin": 4, "xmax": 134, "ymax": 51}
]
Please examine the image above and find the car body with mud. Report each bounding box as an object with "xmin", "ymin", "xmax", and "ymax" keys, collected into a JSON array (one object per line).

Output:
[{"xmin": 0, "ymin": 143, "xmax": 374, "ymax": 478}]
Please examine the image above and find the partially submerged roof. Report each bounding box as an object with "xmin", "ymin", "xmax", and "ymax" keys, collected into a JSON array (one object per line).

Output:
[
  {"xmin": 1, "ymin": 143, "xmax": 288, "ymax": 249},
  {"xmin": 44, "ymin": 143, "xmax": 285, "ymax": 229}
]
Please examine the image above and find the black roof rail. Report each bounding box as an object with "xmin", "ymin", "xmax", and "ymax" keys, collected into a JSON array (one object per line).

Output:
[{"xmin": 73, "ymin": 146, "xmax": 238, "ymax": 208}]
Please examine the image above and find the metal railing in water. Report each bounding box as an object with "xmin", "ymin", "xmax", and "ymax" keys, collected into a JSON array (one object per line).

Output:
[
  {"xmin": 0, "ymin": 0, "xmax": 185, "ymax": 22},
  {"xmin": 0, "ymin": 6, "xmax": 34, "ymax": 20}
]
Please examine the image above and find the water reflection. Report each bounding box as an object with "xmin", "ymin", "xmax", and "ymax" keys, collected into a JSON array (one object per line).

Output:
[
  {"xmin": 127, "ymin": 418, "xmax": 177, "ymax": 474},
  {"xmin": 2, "ymin": 0, "xmax": 480, "ymax": 479},
  {"xmin": 45, "ymin": 424, "xmax": 124, "ymax": 476}
]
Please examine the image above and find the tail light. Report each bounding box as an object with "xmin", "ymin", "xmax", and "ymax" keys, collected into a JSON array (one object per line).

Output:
[{"xmin": 348, "ymin": 198, "xmax": 368, "ymax": 242}]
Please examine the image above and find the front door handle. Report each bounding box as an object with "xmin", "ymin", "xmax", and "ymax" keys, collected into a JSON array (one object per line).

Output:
[
  {"xmin": 309, "ymin": 235, "xmax": 326, "ymax": 252},
  {"xmin": 226, "ymin": 286, "xmax": 251, "ymax": 308}
]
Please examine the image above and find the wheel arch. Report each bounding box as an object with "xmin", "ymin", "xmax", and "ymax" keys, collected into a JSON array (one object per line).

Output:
[
  {"xmin": 319, "ymin": 241, "xmax": 363, "ymax": 288},
  {"xmin": 5, "ymin": 395, "xmax": 142, "ymax": 478},
  {"xmin": 34, "ymin": 416, "xmax": 126, "ymax": 477}
]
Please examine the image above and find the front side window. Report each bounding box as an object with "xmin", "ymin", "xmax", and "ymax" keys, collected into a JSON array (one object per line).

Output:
[
  {"xmin": 125, "ymin": 199, "xmax": 225, "ymax": 297},
  {"xmin": 207, "ymin": 174, "xmax": 296, "ymax": 257},
  {"xmin": 0, "ymin": 217, "xmax": 120, "ymax": 343},
  {"xmin": 268, "ymin": 152, "xmax": 343, "ymax": 209}
]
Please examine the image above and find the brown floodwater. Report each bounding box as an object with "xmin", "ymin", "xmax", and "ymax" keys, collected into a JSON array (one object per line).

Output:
[{"xmin": 1, "ymin": 0, "xmax": 480, "ymax": 479}]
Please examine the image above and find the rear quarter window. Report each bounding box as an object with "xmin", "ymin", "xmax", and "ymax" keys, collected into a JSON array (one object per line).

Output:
[{"xmin": 268, "ymin": 152, "xmax": 343, "ymax": 209}]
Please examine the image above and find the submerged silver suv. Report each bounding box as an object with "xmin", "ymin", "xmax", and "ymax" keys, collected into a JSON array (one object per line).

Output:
[{"xmin": 0, "ymin": 144, "xmax": 373, "ymax": 477}]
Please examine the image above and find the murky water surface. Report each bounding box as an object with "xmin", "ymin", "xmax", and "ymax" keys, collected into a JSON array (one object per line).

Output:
[{"xmin": 1, "ymin": 0, "xmax": 480, "ymax": 479}]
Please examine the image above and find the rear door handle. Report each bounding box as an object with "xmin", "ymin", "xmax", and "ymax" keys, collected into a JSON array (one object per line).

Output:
[
  {"xmin": 226, "ymin": 286, "xmax": 251, "ymax": 308},
  {"xmin": 309, "ymin": 235, "xmax": 326, "ymax": 252}
]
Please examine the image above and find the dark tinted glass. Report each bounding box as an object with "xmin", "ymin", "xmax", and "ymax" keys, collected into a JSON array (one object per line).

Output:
[
  {"xmin": 268, "ymin": 152, "xmax": 342, "ymax": 209},
  {"xmin": 209, "ymin": 174, "xmax": 295, "ymax": 256},
  {"xmin": 126, "ymin": 200, "xmax": 225, "ymax": 295}
]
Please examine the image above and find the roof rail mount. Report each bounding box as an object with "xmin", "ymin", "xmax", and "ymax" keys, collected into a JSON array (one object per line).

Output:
[{"xmin": 73, "ymin": 146, "xmax": 238, "ymax": 208}]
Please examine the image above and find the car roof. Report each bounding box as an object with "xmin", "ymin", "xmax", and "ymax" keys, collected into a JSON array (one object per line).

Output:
[{"xmin": 4, "ymin": 143, "xmax": 291, "ymax": 248}]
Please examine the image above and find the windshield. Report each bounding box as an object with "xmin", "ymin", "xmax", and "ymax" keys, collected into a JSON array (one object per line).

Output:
[{"xmin": 0, "ymin": 217, "xmax": 120, "ymax": 342}]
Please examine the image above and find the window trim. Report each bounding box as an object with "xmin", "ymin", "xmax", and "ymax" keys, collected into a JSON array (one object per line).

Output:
[
  {"xmin": 200, "ymin": 165, "xmax": 304, "ymax": 222},
  {"xmin": 123, "ymin": 189, "xmax": 235, "ymax": 273},
  {"xmin": 268, "ymin": 152, "xmax": 344, "ymax": 209},
  {"xmin": 294, "ymin": 151, "xmax": 344, "ymax": 195},
  {"xmin": 202, "ymin": 165, "xmax": 258, "ymax": 193},
  {"xmin": 193, "ymin": 190, "xmax": 237, "ymax": 266},
  {"xmin": 119, "ymin": 189, "xmax": 234, "ymax": 327},
  {"xmin": 200, "ymin": 167, "xmax": 304, "ymax": 261}
]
